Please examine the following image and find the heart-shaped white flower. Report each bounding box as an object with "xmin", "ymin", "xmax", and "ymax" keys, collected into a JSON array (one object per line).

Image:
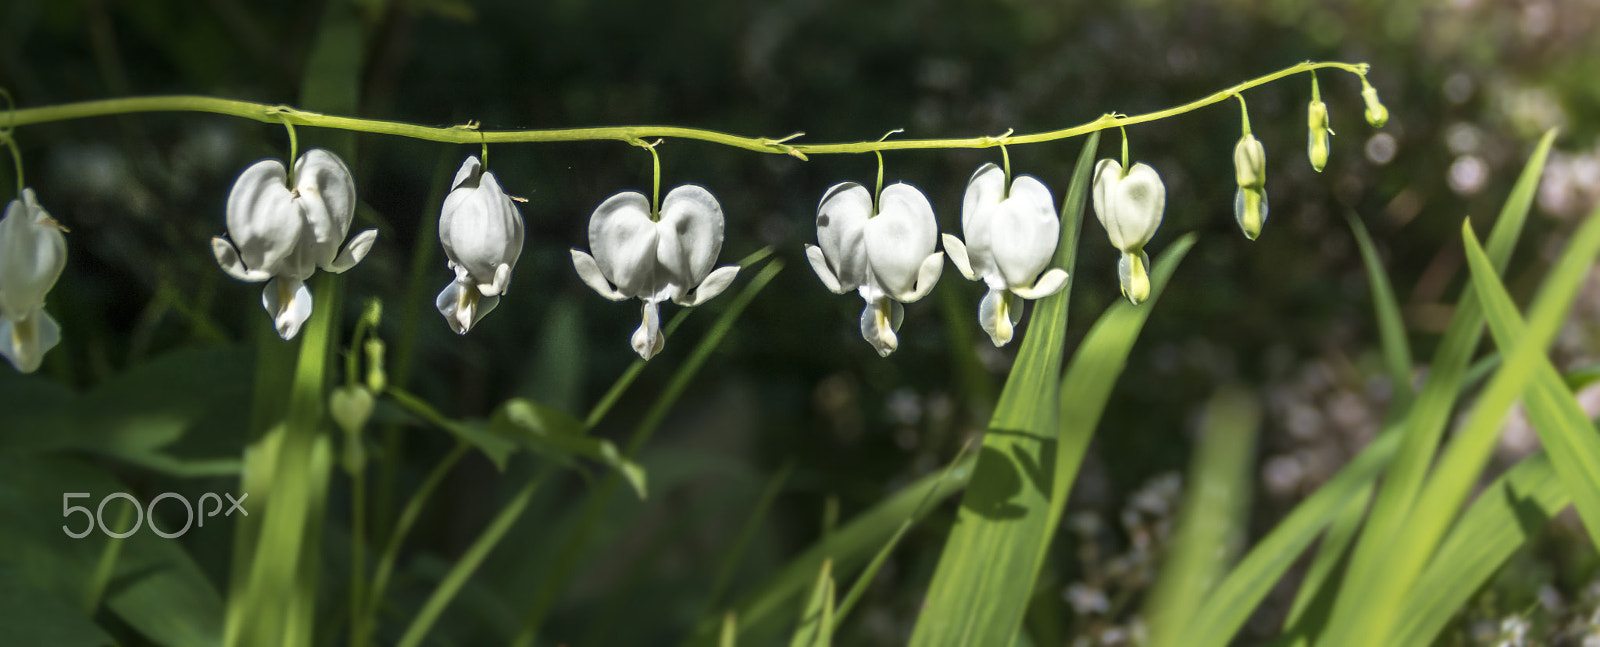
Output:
[
  {"xmin": 0, "ymin": 188, "xmax": 67, "ymax": 373},
  {"xmin": 212, "ymin": 148, "xmax": 378, "ymax": 339},
  {"xmin": 1092, "ymin": 158, "xmax": 1165, "ymax": 304},
  {"xmin": 941, "ymin": 163, "xmax": 1069, "ymax": 346},
  {"xmin": 805, "ymin": 181, "xmax": 944, "ymax": 356},
  {"xmin": 435, "ymin": 155, "xmax": 525, "ymax": 334},
  {"xmin": 572, "ymin": 184, "xmax": 741, "ymax": 360}
]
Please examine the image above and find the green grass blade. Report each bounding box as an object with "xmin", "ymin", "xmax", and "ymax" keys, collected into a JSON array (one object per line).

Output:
[
  {"xmin": 835, "ymin": 440, "xmax": 978, "ymax": 625},
  {"xmin": 705, "ymin": 463, "xmax": 796, "ymax": 617},
  {"xmin": 1146, "ymin": 386, "xmax": 1261, "ymax": 647},
  {"xmin": 1390, "ymin": 452, "xmax": 1569, "ymax": 647},
  {"xmin": 720, "ymin": 613, "xmax": 738, "ymax": 647},
  {"xmin": 1183, "ymin": 429, "xmax": 1399, "ymax": 647},
  {"xmin": 1278, "ymin": 482, "xmax": 1370, "ymax": 636},
  {"xmin": 682, "ymin": 452, "xmax": 976, "ymax": 647},
  {"xmin": 1046, "ymin": 234, "xmax": 1196, "ymax": 541},
  {"xmin": 1463, "ymin": 222, "xmax": 1600, "ymax": 546},
  {"xmin": 907, "ymin": 132, "xmax": 1098, "ymax": 647},
  {"xmin": 1345, "ymin": 211, "xmax": 1415, "ymax": 413},
  {"xmin": 1317, "ymin": 128, "xmax": 1556, "ymax": 647},
  {"xmin": 514, "ymin": 259, "xmax": 784, "ymax": 647},
  {"xmin": 396, "ymin": 476, "xmax": 545, "ymax": 647},
  {"xmin": 1328, "ymin": 153, "xmax": 1600, "ymax": 647},
  {"xmin": 789, "ymin": 560, "xmax": 835, "ymax": 647}
]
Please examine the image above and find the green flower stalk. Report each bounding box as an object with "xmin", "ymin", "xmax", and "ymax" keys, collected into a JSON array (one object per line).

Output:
[{"xmin": 1307, "ymin": 72, "xmax": 1333, "ymax": 173}]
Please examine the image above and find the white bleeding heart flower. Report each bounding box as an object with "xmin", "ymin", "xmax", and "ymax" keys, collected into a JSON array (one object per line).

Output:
[
  {"xmin": 572, "ymin": 184, "xmax": 741, "ymax": 360},
  {"xmin": 435, "ymin": 155, "xmax": 525, "ymax": 334},
  {"xmin": 1092, "ymin": 158, "xmax": 1165, "ymax": 305},
  {"xmin": 0, "ymin": 188, "xmax": 67, "ymax": 373},
  {"xmin": 212, "ymin": 148, "xmax": 378, "ymax": 340},
  {"xmin": 941, "ymin": 163, "xmax": 1069, "ymax": 347},
  {"xmin": 805, "ymin": 181, "xmax": 944, "ymax": 357}
]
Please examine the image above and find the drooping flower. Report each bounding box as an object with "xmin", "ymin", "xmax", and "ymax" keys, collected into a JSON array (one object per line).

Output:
[
  {"xmin": 805, "ymin": 181, "xmax": 944, "ymax": 356},
  {"xmin": 0, "ymin": 189, "xmax": 67, "ymax": 373},
  {"xmin": 1361, "ymin": 77, "xmax": 1389, "ymax": 128},
  {"xmin": 1092, "ymin": 158, "xmax": 1165, "ymax": 305},
  {"xmin": 1234, "ymin": 132, "xmax": 1268, "ymax": 240},
  {"xmin": 435, "ymin": 155, "xmax": 525, "ymax": 334},
  {"xmin": 212, "ymin": 148, "xmax": 377, "ymax": 340},
  {"xmin": 572, "ymin": 184, "xmax": 741, "ymax": 360},
  {"xmin": 1307, "ymin": 74, "xmax": 1333, "ymax": 173},
  {"xmin": 942, "ymin": 163, "xmax": 1068, "ymax": 346}
]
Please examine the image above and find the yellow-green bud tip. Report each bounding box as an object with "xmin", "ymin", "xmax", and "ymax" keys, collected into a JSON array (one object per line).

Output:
[{"xmin": 1361, "ymin": 81, "xmax": 1389, "ymax": 128}]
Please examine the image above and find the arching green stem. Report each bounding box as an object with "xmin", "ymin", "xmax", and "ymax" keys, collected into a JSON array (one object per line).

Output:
[
  {"xmin": 1236, "ymin": 93, "xmax": 1252, "ymax": 137},
  {"xmin": 1119, "ymin": 126, "xmax": 1131, "ymax": 178}
]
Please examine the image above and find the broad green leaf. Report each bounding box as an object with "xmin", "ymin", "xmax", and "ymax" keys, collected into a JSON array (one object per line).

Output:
[
  {"xmin": 490, "ymin": 398, "xmax": 648, "ymax": 498},
  {"xmin": 789, "ymin": 559, "xmax": 835, "ymax": 647},
  {"xmin": 1345, "ymin": 211, "xmax": 1414, "ymax": 412},
  {"xmin": 1318, "ymin": 128, "xmax": 1555, "ymax": 647},
  {"xmin": 0, "ymin": 564, "xmax": 113, "ymax": 647},
  {"xmin": 1146, "ymin": 387, "xmax": 1260, "ymax": 647},
  {"xmin": 1463, "ymin": 222, "xmax": 1600, "ymax": 546},
  {"xmin": 682, "ymin": 452, "xmax": 976, "ymax": 647},
  {"xmin": 0, "ymin": 455, "xmax": 225, "ymax": 647},
  {"xmin": 1391, "ymin": 452, "xmax": 1569, "ymax": 647},
  {"xmin": 908, "ymin": 130, "xmax": 1099, "ymax": 647},
  {"xmin": 1328, "ymin": 134, "xmax": 1600, "ymax": 647}
]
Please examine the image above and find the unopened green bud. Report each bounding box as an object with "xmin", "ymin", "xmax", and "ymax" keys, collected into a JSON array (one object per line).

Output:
[
  {"xmin": 1307, "ymin": 98, "xmax": 1332, "ymax": 172},
  {"xmin": 1234, "ymin": 134, "xmax": 1266, "ymax": 189},
  {"xmin": 363, "ymin": 338, "xmax": 387, "ymax": 394},
  {"xmin": 1361, "ymin": 78, "xmax": 1389, "ymax": 128},
  {"xmin": 1234, "ymin": 186, "xmax": 1269, "ymax": 241},
  {"xmin": 330, "ymin": 384, "xmax": 375, "ymax": 437}
]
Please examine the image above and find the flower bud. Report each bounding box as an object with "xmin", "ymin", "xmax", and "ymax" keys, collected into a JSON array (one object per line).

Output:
[
  {"xmin": 1361, "ymin": 78, "xmax": 1389, "ymax": 128},
  {"xmin": 1308, "ymin": 98, "xmax": 1332, "ymax": 173},
  {"xmin": 1233, "ymin": 134, "xmax": 1269, "ymax": 240},
  {"xmin": 0, "ymin": 189, "xmax": 67, "ymax": 373}
]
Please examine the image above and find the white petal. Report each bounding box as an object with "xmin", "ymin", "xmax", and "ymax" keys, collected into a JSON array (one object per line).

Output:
[
  {"xmin": 815, "ymin": 182, "xmax": 872, "ymax": 291},
  {"xmin": 942, "ymin": 234, "xmax": 977, "ymax": 282},
  {"xmin": 630, "ymin": 299, "xmax": 665, "ymax": 360},
  {"xmin": 805, "ymin": 244, "xmax": 845, "ymax": 294},
  {"xmin": 864, "ymin": 183, "xmax": 937, "ymax": 299},
  {"xmin": 859, "ymin": 297, "xmax": 905, "ymax": 357},
  {"xmin": 571, "ymin": 249, "xmax": 627, "ymax": 301},
  {"xmin": 440, "ymin": 162, "xmax": 524, "ymax": 288},
  {"xmin": 326, "ymin": 228, "xmax": 378, "ymax": 274},
  {"xmin": 676, "ymin": 265, "xmax": 740, "ymax": 307},
  {"xmin": 435, "ymin": 279, "xmax": 499, "ymax": 334},
  {"xmin": 656, "ymin": 184, "xmax": 725, "ymax": 300},
  {"xmin": 0, "ymin": 190, "xmax": 68, "ymax": 319},
  {"xmin": 262, "ymin": 277, "xmax": 314, "ymax": 340},
  {"xmin": 480, "ymin": 263, "xmax": 513, "ymax": 297},
  {"xmin": 0, "ymin": 308, "xmax": 60, "ymax": 373},
  {"xmin": 226, "ymin": 159, "xmax": 305, "ymax": 278},
  {"xmin": 898, "ymin": 252, "xmax": 945, "ymax": 303},
  {"xmin": 293, "ymin": 148, "xmax": 358, "ymax": 268},
  {"xmin": 211, "ymin": 236, "xmax": 272, "ymax": 282},
  {"xmin": 450, "ymin": 155, "xmax": 483, "ymax": 192},
  {"xmin": 588, "ymin": 191, "xmax": 660, "ymax": 298},
  {"xmin": 1011, "ymin": 268, "xmax": 1069, "ymax": 300},
  {"xmin": 990, "ymin": 175, "xmax": 1059, "ymax": 290},
  {"xmin": 1097, "ymin": 162, "xmax": 1165, "ymax": 253},
  {"xmin": 960, "ymin": 163, "xmax": 1006, "ymax": 280},
  {"xmin": 977, "ymin": 287, "xmax": 1016, "ymax": 347}
]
